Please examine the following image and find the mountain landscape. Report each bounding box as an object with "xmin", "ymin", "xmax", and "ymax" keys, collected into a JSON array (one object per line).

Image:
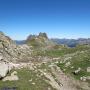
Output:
[
  {"xmin": 51, "ymin": 38, "xmax": 90, "ymax": 47},
  {"xmin": 0, "ymin": 32, "xmax": 90, "ymax": 90},
  {"xmin": 0, "ymin": 0, "xmax": 90, "ymax": 90},
  {"xmin": 15, "ymin": 38, "xmax": 90, "ymax": 47}
]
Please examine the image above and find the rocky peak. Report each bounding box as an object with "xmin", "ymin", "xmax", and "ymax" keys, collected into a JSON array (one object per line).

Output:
[
  {"xmin": 27, "ymin": 34, "xmax": 36, "ymax": 40},
  {"xmin": 38, "ymin": 32, "xmax": 48, "ymax": 39},
  {"xmin": 27, "ymin": 32, "xmax": 48, "ymax": 41},
  {"xmin": 26, "ymin": 32, "xmax": 55, "ymax": 48}
]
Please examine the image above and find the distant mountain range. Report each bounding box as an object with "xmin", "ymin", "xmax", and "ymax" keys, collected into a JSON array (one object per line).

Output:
[
  {"xmin": 15, "ymin": 40, "xmax": 26, "ymax": 45},
  {"xmin": 14, "ymin": 32, "xmax": 90, "ymax": 48},
  {"xmin": 51, "ymin": 38, "xmax": 90, "ymax": 47},
  {"xmin": 15, "ymin": 38, "xmax": 90, "ymax": 47}
]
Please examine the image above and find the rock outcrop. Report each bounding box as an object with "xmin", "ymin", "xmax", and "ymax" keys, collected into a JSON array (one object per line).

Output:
[
  {"xmin": 26, "ymin": 32, "xmax": 55, "ymax": 49},
  {"xmin": 0, "ymin": 31, "xmax": 32, "ymax": 78},
  {"xmin": 0, "ymin": 57, "xmax": 12, "ymax": 78},
  {"xmin": 2, "ymin": 71, "xmax": 19, "ymax": 81},
  {"xmin": 0, "ymin": 31, "xmax": 32, "ymax": 63},
  {"xmin": 0, "ymin": 31, "xmax": 18, "ymax": 62},
  {"xmin": 0, "ymin": 62, "xmax": 9, "ymax": 78},
  {"xmin": 87, "ymin": 67, "xmax": 90, "ymax": 72}
]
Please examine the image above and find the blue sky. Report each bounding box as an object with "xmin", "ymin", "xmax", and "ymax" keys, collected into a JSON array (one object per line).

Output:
[{"xmin": 0, "ymin": 0, "xmax": 90, "ymax": 40}]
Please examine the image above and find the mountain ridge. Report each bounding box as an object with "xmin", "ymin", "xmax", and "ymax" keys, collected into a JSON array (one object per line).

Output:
[{"xmin": 15, "ymin": 38, "xmax": 90, "ymax": 47}]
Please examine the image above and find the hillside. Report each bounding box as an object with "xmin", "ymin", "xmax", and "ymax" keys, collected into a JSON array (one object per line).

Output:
[
  {"xmin": 0, "ymin": 32, "xmax": 90, "ymax": 90},
  {"xmin": 26, "ymin": 32, "xmax": 55, "ymax": 49},
  {"xmin": 15, "ymin": 37, "xmax": 90, "ymax": 47}
]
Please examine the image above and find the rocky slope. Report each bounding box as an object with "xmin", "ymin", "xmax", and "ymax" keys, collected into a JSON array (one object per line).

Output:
[
  {"xmin": 0, "ymin": 32, "xmax": 90, "ymax": 90},
  {"xmin": 0, "ymin": 32, "xmax": 32, "ymax": 78}
]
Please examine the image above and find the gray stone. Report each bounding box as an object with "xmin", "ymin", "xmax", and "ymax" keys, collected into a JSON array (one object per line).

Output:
[
  {"xmin": 2, "ymin": 71, "xmax": 19, "ymax": 81},
  {"xmin": 0, "ymin": 62, "xmax": 9, "ymax": 78},
  {"xmin": 87, "ymin": 67, "xmax": 90, "ymax": 72}
]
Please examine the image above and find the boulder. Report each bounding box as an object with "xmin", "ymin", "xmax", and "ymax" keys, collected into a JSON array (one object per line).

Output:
[
  {"xmin": 73, "ymin": 67, "xmax": 81, "ymax": 75},
  {"xmin": 0, "ymin": 55, "xmax": 13, "ymax": 79},
  {"xmin": 0, "ymin": 62, "xmax": 9, "ymax": 78},
  {"xmin": 65, "ymin": 62, "xmax": 71, "ymax": 67},
  {"xmin": 80, "ymin": 76, "xmax": 90, "ymax": 81},
  {"xmin": 2, "ymin": 71, "xmax": 19, "ymax": 81},
  {"xmin": 86, "ymin": 76, "xmax": 90, "ymax": 80},
  {"xmin": 80, "ymin": 76, "xmax": 87, "ymax": 81},
  {"xmin": 87, "ymin": 67, "xmax": 90, "ymax": 72}
]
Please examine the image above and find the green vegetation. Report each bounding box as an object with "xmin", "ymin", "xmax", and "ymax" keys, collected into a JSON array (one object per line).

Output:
[
  {"xmin": 57, "ymin": 48, "xmax": 90, "ymax": 81},
  {"xmin": 31, "ymin": 44, "xmax": 90, "ymax": 83},
  {"xmin": 32, "ymin": 45, "xmax": 90, "ymax": 57},
  {"xmin": 0, "ymin": 68, "xmax": 55, "ymax": 90}
]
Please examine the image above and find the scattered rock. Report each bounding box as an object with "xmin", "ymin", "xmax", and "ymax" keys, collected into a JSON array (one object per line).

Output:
[
  {"xmin": 11, "ymin": 71, "xmax": 17, "ymax": 76},
  {"xmin": 54, "ymin": 61, "xmax": 59, "ymax": 64},
  {"xmin": 29, "ymin": 79, "xmax": 32, "ymax": 82},
  {"xmin": 2, "ymin": 71, "xmax": 19, "ymax": 81},
  {"xmin": 63, "ymin": 69, "xmax": 66, "ymax": 71},
  {"xmin": 71, "ymin": 66, "xmax": 74, "ymax": 69},
  {"xmin": 53, "ymin": 58, "xmax": 60, "ymax": 60},
  {"xmin": 86, "ymin": 76, "xmax": 90, "ymax": 80},
  {"xmin": 73, "ymin": 67, "xmax": 81, "ymax": 75},
  {"xmin": 0, "ymin": 56, "xmax": 3, "ymax": 60},
  {"xmin": 64, "ymin": 57, "xmax": 72, "ymax": 62},
  {"xmin": 87, "ymin": 67, "xmax": 90, "ymax": 72},
  {"xmin": 0, "ymin": 62, "xmax": 9, "ymax": 78},
  {"xmin": 60, "ymin": 61, "xmax": 63, "ymax": 64},
  {"xmin": 65, "ymin": 62, "xmax": 71, "ymax": 67},
  {"xmin": 32, "ymin": 82, "xmax": 35, "ymax": 85},
  {"xmin": 80, "ymin": 76, "xmax": 87, "ymax": 81},
  {"xmin": 48, "ymin": 64, "xmax": 55, "ymax": 68},
  {"xmin": 48, "ymin": 87, "xmax": 51, "ymax": 90}
]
